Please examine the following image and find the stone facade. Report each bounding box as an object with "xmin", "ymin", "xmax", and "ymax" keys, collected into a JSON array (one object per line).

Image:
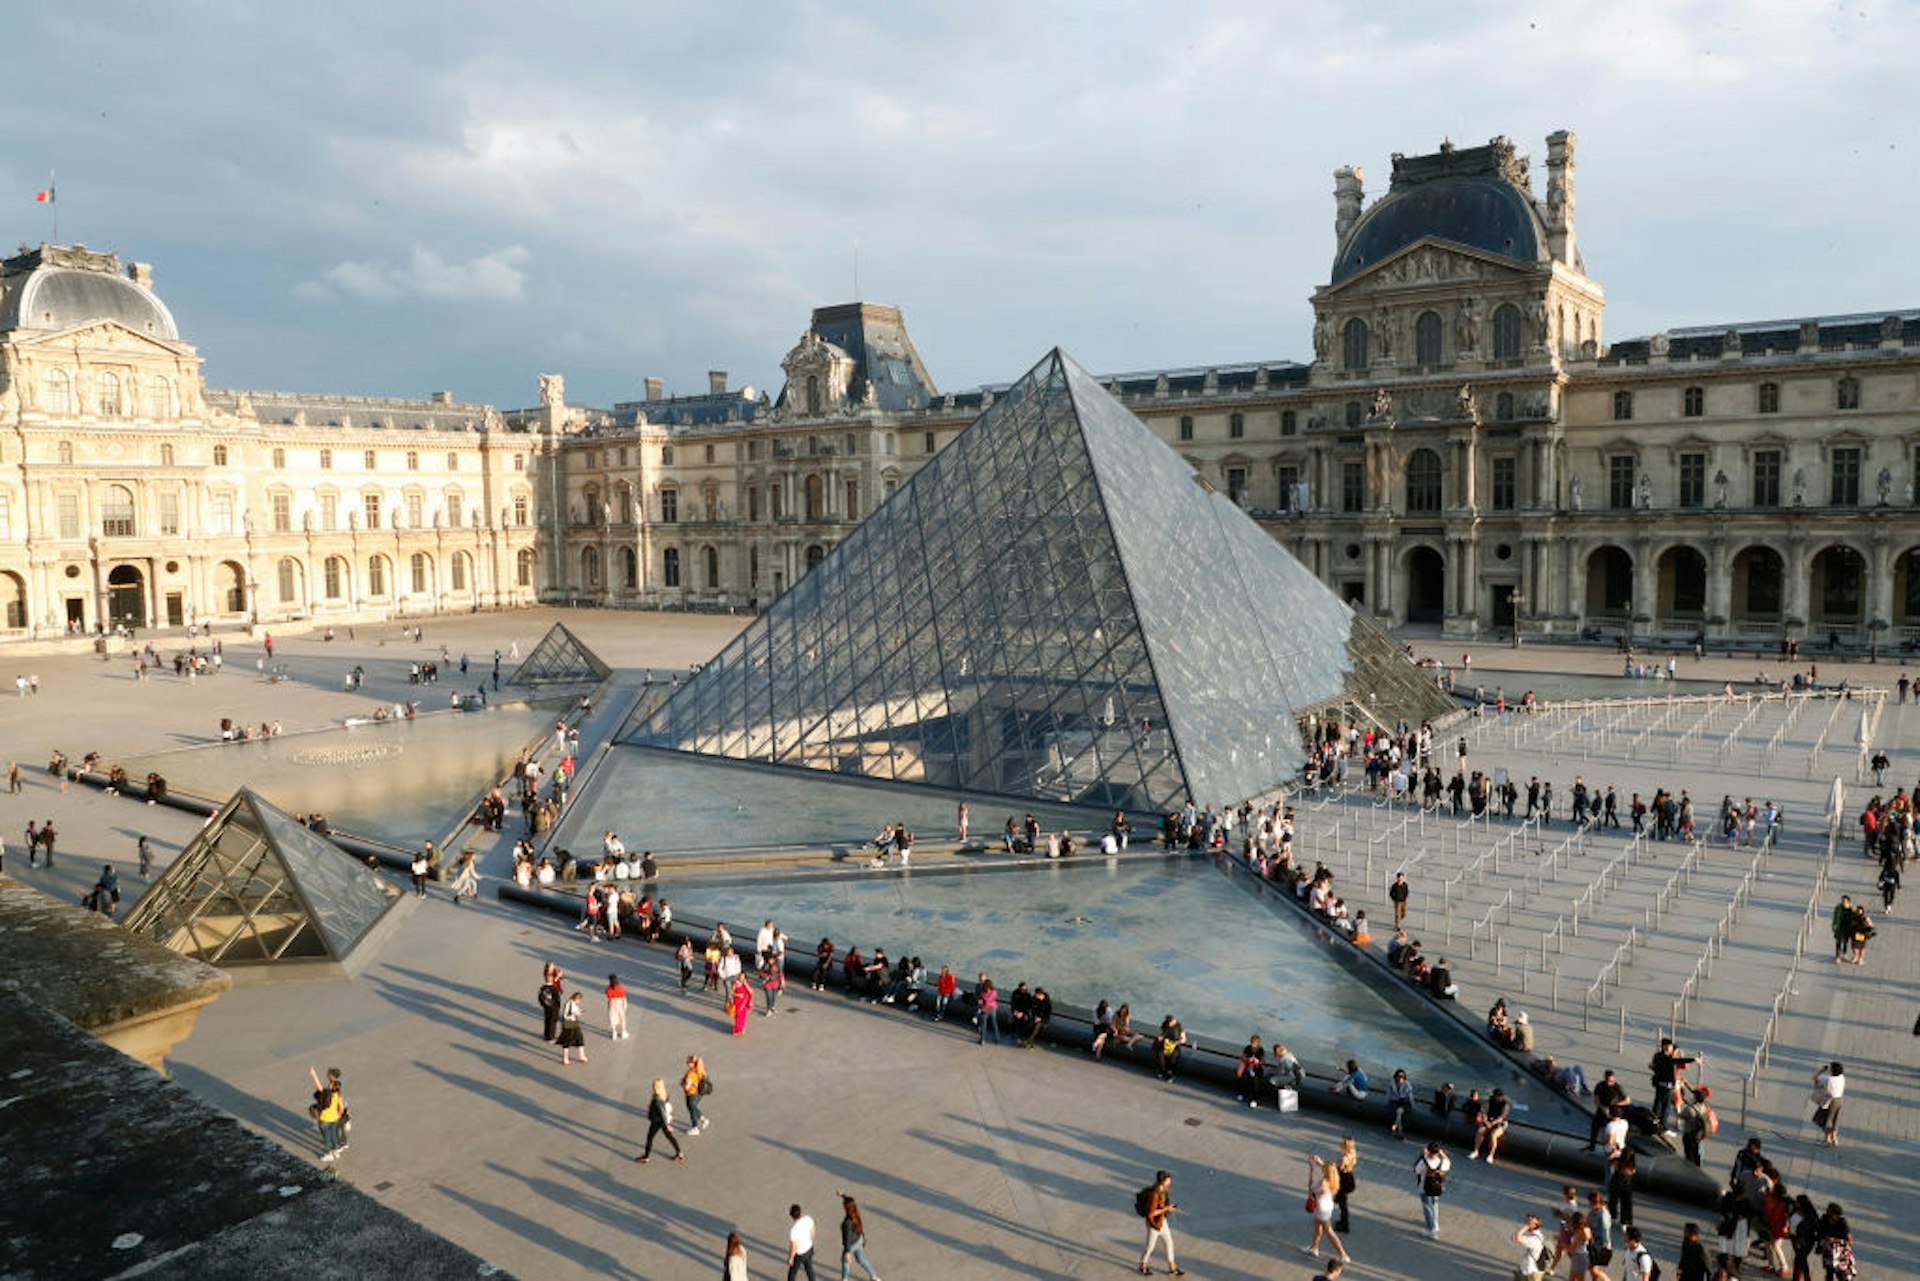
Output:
[
  {"xmin": 0, "ymin": 244, "xmax": 541, "ymax": 638},
  {"xmin": 547, "ymin": 131, "xmax": 1920, "ymax": 650}
]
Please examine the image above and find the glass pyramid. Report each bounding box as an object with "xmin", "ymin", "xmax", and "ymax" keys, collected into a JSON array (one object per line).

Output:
[
  {"xmin": 623, "ymin": 349, "xmax": 1453, "ymax": 811},
  {"xmin": 120, "ymin": 789, "xmax": 399, "ymax": 966},
  {"xmin": 506, "ymin": 622, "xmax": 612, "ymax": 688}
]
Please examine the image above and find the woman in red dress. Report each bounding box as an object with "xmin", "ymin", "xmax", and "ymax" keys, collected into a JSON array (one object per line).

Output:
[{"xmin": 728, "ymin": 973, "xmax": 754, "ymax": 1035}]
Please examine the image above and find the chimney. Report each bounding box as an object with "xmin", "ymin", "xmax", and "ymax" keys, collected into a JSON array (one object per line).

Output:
[
  {"xmin": 1544, "ymin": 130, "xmax": 1577, "ymax": 266},
  {"xmin": 1333, "ymin": 166, "xmax": 1365, "ymax": 248},
  {"xmin": 431, "ymin": 390, "xmax": 453, "ymax": 404},
  {"xmin": 127, "ymin": 261, "xmax": 153, "ymax": 288},
  {"xmin": 708, "ymin": 370, "xmax": 728, "ymax": 396},
  {"xmin": 644, "ymin": 376, "xmax": 665, "ymax": 401}
]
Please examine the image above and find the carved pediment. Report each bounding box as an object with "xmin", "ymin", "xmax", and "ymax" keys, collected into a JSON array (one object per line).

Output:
[
  {"xmin": 10, "ymin": 318, "xmax": 194, "ymax": 357},
  {"xmin": 1319, "ymin": 240, "xmax": 1531, "ymax": 299}
]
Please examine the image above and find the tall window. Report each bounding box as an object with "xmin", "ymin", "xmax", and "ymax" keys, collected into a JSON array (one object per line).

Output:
[
  {"xmin": 703, "ymin": 444, "xmax": 714, "ymax": 464},
  {"xmin": 805, "ymin": 375, "xmax": 821, "ymax": 415},
  {"xmin": 57, "ymin": 441, "xmax": 71, "ymax": 464},
  {"xmin": 277, "ymin": 558, "xmax": 297, "ymax": 603},
  {"xmin": 747, "ymin": 486, "xmax": 761, "ymax": 521},
  {"xmin": 516, "ymin": 547, "xmax": 535, "ymax": 587},
  {"xmin": 1836, "ymin": 377, "xmax": 1860, "ymax": 410},
  {"xmin": 450, "ymin": 553, "xmax": 467, "ymax": 592},
  {"xmin": 1342, "ymin": 318, "xmax": 1370, "ymax": 371},
  {"xmin": 212, "ymin": 445, "xmax": 228, "ymax": 466},
  {"xmin": 406, "ymin": 450, "xmax": 419, "ymax": 471},
  {"xmin": 844, "ymin": 479, "xmax": 859, "ymax": 519},
  {"xmin": 512, "ymin": 493, "xmax": 528, "ymax": 525},
  {"xmin": 1226, "ymin": 467, "xmax": 1248, "ymax": 506},
  {"xmin": 1281, "ymin": 410, "xmax": 1297, "ymax": 437},
  {"xmin": 1830, "ymin": 447, "xmax": 1861, "ymax": 506},
  {"xmin": 319, "ymin": 449, "xmax": 333, "ymax": 470},
  {"xmin": 661, "ymin": 489, "xmax": 678, "ymax": 523},
  {"xmin": 271, "ymin": 447, "xmax": 286, "ymax": 468},
  {"xmin": 43, "ymin": 369, "xmax": 71, "ymax": 414},
  {"xmin": 1345, "ymin": 401, "xmax": 1363, "ymax": 428},
  {"xmin": 160, "ymin": 443, "xmax": 174, "ymax": 466},
  {"xmin": 364, "ymin": 493, "xmax": 382, "ymax": 529},
  {"xmin": 1276, "ymin": 464, "xmax": 1300, "ymax": 512},
  {"xmin": 1608, "ymin": 455, "xmax": 1637, "ymax": 509},
  {"xmin": 146, "ymin": 375, "xmax": 173, "ymax": 418},
  {"xmin": 324, "ymin": 557, "xmax": 344, "ymax": 599},
  {"xmin": 512, "ymin": 453, "xmax": 524, "ymax": 471},
  {"xmin": 98, "ymin": 371, "xmax": 123, "ymax": 415},
  {"xmin": 102, "ymin": 485, "xmax": 136, "ymax": 537},
  {"xmin": 57, "ymin": 493, "xmax": 79, "ymax": 538},
  {"xmin": 211, "ymin": 493, "xmax": 234, "ymax": 535},
  {"xmin": 924, "ymin": 431, "xmax": 937, "ymax": 454},
  {"xmin": 410, "ymin": 552, "xmax": 428, "ymax": 594},
  {"xmin": 1341, "ymin": 461, "xmax": 1366, "ymax": 512},
  {"xmin": 406, "ymin": 492, "xmax": 424, "ymax": 529},
  {"xmin": 1492, "ymin": 304, "xmax": 1523, "ymax": 361},
  {"xmin": 1415, "ymin": 310, "xmax": 1444, "ymax": 366},
  {"xmin": 1612, "ymin": 390, "xmax": 1634, "ymax": 421},
  {"xmin": 368, "ymin": 556, "xmax": 387, "ymax": 596},
  {"xmin": 1752, "ymin": 450, "xmax": 1782, "ymax": 508},
  {"xmin": 271, "ymin": 492, "xmax": 291, "ymax": 533},
  {"xmin": 1758, "ymin": 382, "xmax": 1780, "ymax": 414},
  {"xmin": 445, "ymin": 490, "xmax": 463, "ymax": 528},
  {"xmin": 447, "ymin": 452, "xmax": 459, "ymax": 470},
  {"xmin": 0, "ymin": 494, "xmax": 9, "ymax": 541},
  {"xmin": 804, "ymin": 475, "xmax": 824, "ymax": 521},
  {"xmin": 1491, "ymin": 457, "xmax": 1516, "ymax": 510},
  {"xmin": 1679, "ymin": 452, "xmax": 1707, "ymax": 508},
  {"xmin": 364, "ymin": 449, "xmax": 377, "ymax": 469},
  {"xmin": 1495, "ymin": 392, "xmax": 1515, "ymax": 422},
  {"xmin": 319, "ymin": 493, "xmax": 337, "ymax": 530},
  {"xmin": 1178, "ymin": 415, "xmax": 1194, "ymax": 442},
  {"xmin": 1682, "ymin": 386, "xmax": 1705, "ymax": 417},
  {"xmin": 663, "ymin": 547, "xmax": 681, "ymax": 587},
  {"xmin": 661, "ymin": 445, "xmax": 674, "ymax": 466},
  {"xmin": 158, "ymin": 490, "xmax": 180, "ymax": 535},
  {"xmin": 1229, "ymin": 412, "xmax": 1245, "ymax": 439},
  {"xmin": 704, "ymin": 545, "xmax": 719, "ymax": 588},
  {"xmin": 1405, "ymin": 449, "xmax": 1443, "ymax": 512}
]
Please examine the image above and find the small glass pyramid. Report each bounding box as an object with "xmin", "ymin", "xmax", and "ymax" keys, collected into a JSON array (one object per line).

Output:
[
  {"xmin": 120, "ymin": 789, "xmax": 399, "ymax": 965},
  {"xmin": 622, "ymin": 349, "xmax": 1453, "ymax": 811},
  {"xmin": 506, "ymin": 622, "xmax": 612, "ymax": 687}
]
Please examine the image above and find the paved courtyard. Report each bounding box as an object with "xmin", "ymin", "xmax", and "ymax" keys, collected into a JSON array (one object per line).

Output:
[{"xmin": 3, "ymin": 611, "xmax": 1915, "ymax": 1278}]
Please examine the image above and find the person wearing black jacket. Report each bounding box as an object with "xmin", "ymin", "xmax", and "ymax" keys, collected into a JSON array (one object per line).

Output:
[
  {"xmin": 1649, "ymin": 1037, "xmax": 1696, "ymax": 1131},
  {"xmin": 1588, "ymin": 1070, "xmax": 1627, "ymax": 1152},
  {"xmin": 1022, "ymin": 987, "xmax": 1053, "ymax": 1050}
]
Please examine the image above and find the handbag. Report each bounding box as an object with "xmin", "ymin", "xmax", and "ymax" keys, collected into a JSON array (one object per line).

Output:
[
  {"xmin": 1277, "ymin": 1087, "xmax": 1300, "ymax": 1113},
  {"xmin": 1304, "ymin": 1193, "xmax": 1317, "ymax": 1214}
]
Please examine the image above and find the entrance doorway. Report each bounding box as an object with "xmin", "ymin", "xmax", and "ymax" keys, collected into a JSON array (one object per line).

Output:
[
  {"xmin": 65, "ymin": 597, "xmax": 85, "ymax": 630},
  {"xmin": 1405, "ymin": 546, "xmax": 1445, "ymax": 625},
  {"xmin": 108, "ymin": 565, "xmax": 146, "ymax": 629},
  {"xmin": 1491, "ymin": 584, "xmax": 1515, "ymax": 631},
  {"xmin": 165, "ymin": 592, "xmax": 185, "ymax": 627}
]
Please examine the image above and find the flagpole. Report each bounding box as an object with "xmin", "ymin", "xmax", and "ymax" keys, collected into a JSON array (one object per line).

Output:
[{"xmin": 49, "ymin": 170, "xmax": 56, "ymax": 242}]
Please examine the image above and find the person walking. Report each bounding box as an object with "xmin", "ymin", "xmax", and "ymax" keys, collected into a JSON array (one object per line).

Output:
[
  {"xmin": 409, "ymin": 848, "xmax": 430, "ymax": 898},
  {"xmin": 677, "ymin": 937, "xmax": 696, "ymax": 992},
  {"xmin": 38, "ymin": 819, "xmax": 54, "ymax": 868},
  {"xmin": 1389, "ymin": 873, "xmax": 1410, "ymax": 928},
  {"xmin": 1413, "ymin": 1141, "xmax": 1451, "ymax": 1238},
  {"xmin": 834, "ymin": 1189, "xmax": 882, "ymax": 1281},
  {"xmin": 1136, "ymin": 1169, "xmax": 1183, "ymax": 1276},
  {"xmin": 450, "ymin": 850, "xmax": 479, "ymax": 903},
  {"xmin": 682, "ymin": 1054, "xmax": 711, "ymax": 1135},
  {"xmin": 557, "ymin": 992, "xmax": 588, "ymax": 1064},
  {"xmin": 786, "ymin": 1203, "xmax": 819, "ymax": 1281},
  {"xmin": 1830, "ymin": 894, "xmax": 1854, "ymax": 961},
  {"xmin": 1512, "ymin": 1211, "xmax": 1551, "ymax": 1281},
  {"xmin": 1812, "ymin": 1062, "xmax": 1846, "ymax": 1145},
  {"xmin": 605, "ymin": 973, "xmax": 630, "ymax": 1040},
  {"xmin": 634, "ymin": 1079, "xmax": 683, "ymax": 1164},
  {"xmin": 761, "ymin": 957, "xmax": 785, "ymax": 1017},
  {"xmin": 538, "ymin": 972, "xmax": 564, "ymax": 1042},
  {"xmin": 136, "ymin": 834, "xmax": 153, "ymax": 879},
  {"xmin": 728, "ymin": 972, "xmax": 755, "ymax": 1036},
  {"xmin": 1304, "ymin": 1152, "xmax": 1349, "ymax": 1262}
]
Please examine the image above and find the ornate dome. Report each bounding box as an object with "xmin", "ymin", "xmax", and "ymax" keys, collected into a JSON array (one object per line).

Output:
[
  {"xmin": 1332, "ymin": 175, "xmax": 1546, "ymax": 284},
  {"xmin": 0, "ymin": 245, "xmax": 179, "ymax": 340}
]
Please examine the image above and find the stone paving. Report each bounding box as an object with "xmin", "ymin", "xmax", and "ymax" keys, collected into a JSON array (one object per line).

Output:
[{"xmin": 2, "ymin": 614, "xmax": 1915, "ymax": 1277}]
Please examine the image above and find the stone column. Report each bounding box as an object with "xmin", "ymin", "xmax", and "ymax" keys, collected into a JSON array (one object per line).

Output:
[{"xmin": 1705, "ymin": 536, "xmax": 1732, "ymax": 639}]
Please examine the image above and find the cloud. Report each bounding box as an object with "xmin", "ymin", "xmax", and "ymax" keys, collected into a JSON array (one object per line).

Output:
[{"xmin": 302, "ymin": 244, "xmax": 531, "ymax": 304}]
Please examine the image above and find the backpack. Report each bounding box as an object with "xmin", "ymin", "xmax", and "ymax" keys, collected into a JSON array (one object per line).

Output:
[
  {"xmin": 1134, "ymin": 1185, "xmax": 1156, "ymax": 1219},
  {"xmin": 697, "ymin": 1074, "xmax": 713, "ymax": 1097}
]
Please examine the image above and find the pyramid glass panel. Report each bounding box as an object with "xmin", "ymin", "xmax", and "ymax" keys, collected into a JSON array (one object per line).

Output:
[
  {"xmin": 622, "ymin": 349, "xmax": 1453, "ymax": 811},
  {"xmin": 505, "ymin": 622, "xmax": 612, "ymax": 687},
  {"xmin": 121, "ymin": 789, "xmax": 400, "ymax": 967}
]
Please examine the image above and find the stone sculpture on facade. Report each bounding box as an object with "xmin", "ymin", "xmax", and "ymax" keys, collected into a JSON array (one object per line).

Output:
[{"xmin": 1877, "ymin": 467, "xmax": 1893, "ymax": 506}]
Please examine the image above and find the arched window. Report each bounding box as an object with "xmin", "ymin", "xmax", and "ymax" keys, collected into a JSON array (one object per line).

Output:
[
  {"xmin": 410, "ymin": 552, "xmax": 429, "ymax": 594},
  {"xmin": 1415, "ymin": 310, "xmax": 1444, "ymax": 366},
  {"xmin": 102, "ymin": 484, "xmax": 137, "ymax": 536},
  {"xmin": 516, "ymin": 547, "xmax": 535, "ymax": 588},
  {"xmin": 1405, "ymin": 448, "xmax": 1443, "ymax": 513},
  {"xmin": 146, "ymin": 375, "xmax": 173, "ymax": 418},
  {"xmin": 97, "ymin": 371, "xmax": 122, "ymax": 415},
  {"xmin": 806, "ymin": 375, "xmax": 821, "ymax": 415},
  {"xmin": 450, "ymin": 552, "xmax": 468, "ymax": 592},
  {"xmin": 663, "ymin": 547, "xmax": 681, "ymax": 588},
  {"xmin": 277, "ymin": 558, "xmax": 298, "ymax": 603},
  {"xmin": 44, "ymin": 369, "xmax": 71, "ymax": 414},
  {"xmin": 324, "ymin": 556, "xmax": 344, "ymax": 599},
  {"xmin": 1492, "ymin": 304, "xmax": 1524, "ymax": 361},
  {"xmin": 1342, "ymin": 318, "xmax": 1370, "ymax": 371},
  {"xmin": 704, "ymin": 545, "xmax": 719, "ymax": 588},
  {"xmin": 367, "ymin": 556, "xmax": 387, "ymax": 597},
  {"xmin": 805, "ymin": 544, "xmax": 826, "ymax": 571},
  {"xmin": 580, "ymin": 547, "xmax": 600, "ymax": 587}
]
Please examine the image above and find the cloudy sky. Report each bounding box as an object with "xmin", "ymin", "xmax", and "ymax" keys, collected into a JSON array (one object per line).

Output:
[{"xmin": 6, "ymin": 2, "xmax": 1914, "ymax": 409}]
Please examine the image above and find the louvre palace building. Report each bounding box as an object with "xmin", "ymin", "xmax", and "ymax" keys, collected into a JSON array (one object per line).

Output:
[{"xmin": 6, "ymin": 129, "xmax": 1920, "ymax": 647}]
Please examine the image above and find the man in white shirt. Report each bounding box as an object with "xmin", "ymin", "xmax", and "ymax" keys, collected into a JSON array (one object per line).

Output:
[
  {"xmin": 1813, "ymin": 1061, "xmax": 1846, "ymax": 1145},
  {"xmin": 1602, "ymin": 1106, "xmax": 1630, "ymax": 1163},
  {"xmin": 755, "ymin": 919, "xmax": 776, "ymax": 967},
  {"xmin": 786, "ymin": 1203, "xmax": 817, "ymax": 1281},
  {"xmin": 1623, "ymin": 1225, "xmax": 1656, "ymax": 1280},
  {"xmin": 1413, "ymin": 1141, "xmax": 1451, "ymax": 1237},
  {"xmin": 1511, "ymin": 1212, "xmax": 1549, "ymax": 1281}
]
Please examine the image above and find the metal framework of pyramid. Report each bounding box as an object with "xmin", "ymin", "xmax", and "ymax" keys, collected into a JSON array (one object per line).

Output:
[
  {"xmin": 506, "ymin": 622, "xmax": 612, "ymax": 687},
  {"xmin": 622, "ymin": 349, "xmax": 1453, "ymax": 812},
  {"xmin": 120, "ymin": 789, "xmax": 400, "ymax": 967}
]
